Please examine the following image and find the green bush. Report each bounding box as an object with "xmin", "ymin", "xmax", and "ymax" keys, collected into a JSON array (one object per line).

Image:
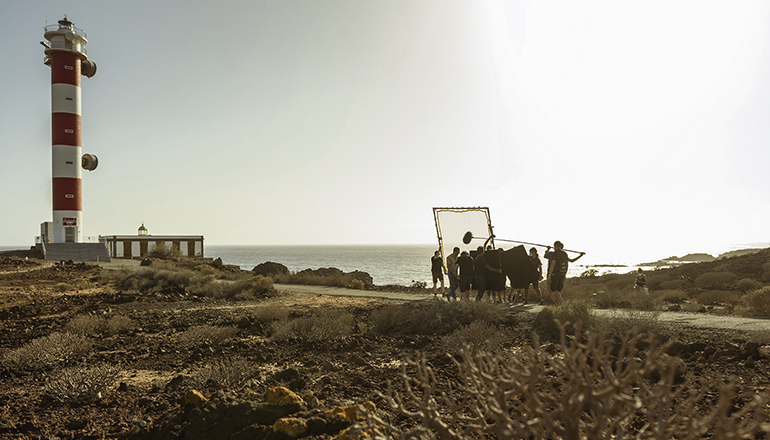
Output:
[
  {"xmin": 271, "ymin": 309, "xmax": 354, "ymax": 343},
  {"xmin": 737, "ymin": 286, "xmax": 770, "ymax": 317},
  {"xmin": 370, "ymin": 301, "xmax": 503, "ymax": 336},
  {"xmin": 55, "ymin": 282, "xmax": 70, "ymax": 292}
]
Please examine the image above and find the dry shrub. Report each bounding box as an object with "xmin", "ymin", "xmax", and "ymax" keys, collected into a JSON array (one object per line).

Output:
[
  {"xmin": 77, "ymin": 280, "xmax": 91, "ymax": 290},
  {"xmin": 737, "ymin": 286, "xmax": 770, "ymax": 317},
  {"xmin": 652, "ymin": 289, "xmax": 687, "ymax": 304},
  {"xmin": 659, "ymin": 279, "xmax": 687, "ymax": 290},
  {"xmin": 737, "ymin": 278, "xmax": 763, "ymax": 292},
  {"xmin": 192, "ymin": 355, "xmax": 256, "ymax": 389},
  {"xmin": 177, "ymin": 325, "xmax": 237, "ymax": 348},
  {"xmin": 605, "ymin": 275, "xmax": 635, "ymax": 290},
  {"xmin": 148, "ymin": 243, "xmax": 183, "ymax": 260},
  {"xmin": 271, "ymin": 309, "xmax": 354, "ymax": 343},
  {"xmin": 697, "ymin": 290, "xmax": 742, "ymax": 305},
  {"xmin": 105, "ymin": 315, "xmax": 135, "ymax": 334},
  {"xmin": 66, "ymin": 314, "xmax": 104, "ymax": 335},
  {"xmin": 109, "ymin": 267, "xmax": 271, "ymax": 299},
  {"xmin": 534, "ymin": 301, "xmax": 594, "ymax": 342},
  {"xmin": 3, "ymin": 332, "xmax": 92, "ymax": 371},
  {"xmin": 55, "ymin": 282, "xmax": 70, "ymax": 292},
  {"xmin": 371, "ymin": 301, "xmax": 503, "ymax": 336},
  {"xmin": 363, "ymin": 325, "xmax": 770, "ymax": 439},
  {"xmin": 694, "ymin": 271, "xmax": 736, "ymax": 289},
  {"xmin": 594, "ymin": 310, "xmax": 664, "ymax": 341},
  {"xmin": 44, "ymin": 364, "xmax": 119, "ymax": 403},
  {"xmin": 441, "ymin": 321, "xmax": 513, "ymax": 355},
  {"xmin": 251, "ymin": 304, "xmax": 290, "ymax": 324}
]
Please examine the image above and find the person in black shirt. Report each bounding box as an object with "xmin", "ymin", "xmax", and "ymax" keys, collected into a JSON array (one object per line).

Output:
[
  {"xmin": 457, "ymin": 251, "xmax": 474, "ymax": 301},
  {"xmin": 544, "ymin": 241, "xmax": 584, "ymax": 305},
  {"xmin": 431, "ymin": 250, "xmax": 445, "ymax": 298},
  {"xmin": 474, "ymin": 246, "xmax": 502, "ymax": 302}
]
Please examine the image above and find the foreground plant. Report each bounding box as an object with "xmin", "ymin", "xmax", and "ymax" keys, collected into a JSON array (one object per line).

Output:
[
  {"xmin": 357, "ymin": 323, "xmax": 770, "ymax": 439},
  {"xmin": 44, "ymin": 364, "xmax": 119, "ymax": 403}
]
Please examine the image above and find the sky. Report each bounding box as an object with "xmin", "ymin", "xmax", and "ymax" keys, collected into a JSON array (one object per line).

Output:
[{"xmin": 1, "ymin": 1, "xmax": 769, "ymax": 264}]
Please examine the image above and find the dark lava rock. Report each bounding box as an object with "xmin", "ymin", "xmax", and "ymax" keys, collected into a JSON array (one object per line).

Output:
[
  {"xmin": 252, "ymin": 262, "xmax": 290, "ymax": 277},
  {"xmin": 140, "ymin": 258, "xmax": 152, "ymax": 266}
]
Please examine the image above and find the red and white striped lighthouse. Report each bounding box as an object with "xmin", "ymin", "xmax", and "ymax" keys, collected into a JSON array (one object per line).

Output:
[{"xmin": 42, "ymin": 17, "xmax": 97, "ymax": 243}]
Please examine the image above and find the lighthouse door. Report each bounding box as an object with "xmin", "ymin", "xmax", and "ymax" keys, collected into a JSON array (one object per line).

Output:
[{"xmin": 64, "ymin": 227, "xmax": 76, "ymax": 243}]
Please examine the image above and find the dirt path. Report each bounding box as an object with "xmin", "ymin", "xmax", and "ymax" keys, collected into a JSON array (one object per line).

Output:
[{"xmin": 275, "ymin": 283, "xmax": 770, "ymax": 332}]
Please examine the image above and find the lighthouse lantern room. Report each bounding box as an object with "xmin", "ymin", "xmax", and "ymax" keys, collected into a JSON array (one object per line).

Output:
[{"xmin": 42, "ymin": 16, "xmax": 97, "ymax": 243}]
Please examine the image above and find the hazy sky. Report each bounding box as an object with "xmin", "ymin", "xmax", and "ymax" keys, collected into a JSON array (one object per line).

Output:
[{"xmin": 2, "ymin": 1, "xmax": 769, "ymax": 263}]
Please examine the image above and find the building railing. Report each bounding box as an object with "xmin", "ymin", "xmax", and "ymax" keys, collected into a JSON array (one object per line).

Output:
[{"xmin": 45, "ymin": 23, "xmax": 87, "ymax": 39}]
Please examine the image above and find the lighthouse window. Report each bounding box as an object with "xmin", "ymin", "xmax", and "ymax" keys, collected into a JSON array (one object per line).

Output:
[
  {"xmin": 66, "ymin": 97, "xmax": 73, "ymax": 101},
  {"xmin": 65, "ymin": 129, "xmax": 74, "ymax": 133},
  {"xmin": 64, "ymin": 65, "xmax": 73, "ymax": 70},
  {"xmin": 66, "ymin": 161, "xmax": 73, "ymax": 164},
  {"xmin": 65, "ymin": 194, "xmax": 74, "ymax": 198}
]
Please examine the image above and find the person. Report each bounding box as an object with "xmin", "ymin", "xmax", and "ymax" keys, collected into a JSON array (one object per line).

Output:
[
  {"xmin": 457, "ymin": 250, "xmax": 474, "ymax": 301},
  {"xmin": 474, "ymin": 246, "xmax": 502, "ymax": 302},
  {"xmin": 445, "ymin": 247, "xmax": 460, "ymax": 301},
  {"xmin": 527, "ymin": 247, "xmax": 544, "ymax": 304},
  {"xmin": 431, "ymin": 250, "xmax": 445, "ymax": 298},
  {"xmin": 634, "ymin": 268, "xmax": 649, "ymax": 294},
  {"xmin": 545, "ymin": 241, "xmax": 585, "ymax": 305}
]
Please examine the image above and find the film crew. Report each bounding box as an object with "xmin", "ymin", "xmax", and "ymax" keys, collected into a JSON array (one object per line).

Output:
[
  {"xmin": 545, "ymin": 241, "xmax": 585, "ymax": 305},
  {"xmin": 431, "ymin": 250, "xmax": 445, "ymax": 298},
  {"xmin": 457, "ymin": 250, "xmax": 474, "ymax": 301},
  {"xmin": 475, "ymin": 246, "xmax": 502, "ymax": 302},
  {"xmin": 446, "ymin": 247, "xmax": 460, "ymax": 301}
]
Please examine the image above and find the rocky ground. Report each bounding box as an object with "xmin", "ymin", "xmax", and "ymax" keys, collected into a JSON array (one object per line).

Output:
[{"xmin": 1, "ymin": 253, "xmax": 770, "ymax": 439}]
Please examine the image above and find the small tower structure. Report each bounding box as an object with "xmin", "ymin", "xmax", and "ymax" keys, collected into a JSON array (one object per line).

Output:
[
  {"xmin": 138, "ymin": 223, "xmax": 148, "ymax": 236},
  {"xmin": 42, "ymin": 16, "xmax": 97, "ymax": 243}
]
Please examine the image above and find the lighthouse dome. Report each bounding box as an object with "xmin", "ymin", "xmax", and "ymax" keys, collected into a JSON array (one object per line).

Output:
[{"xmin": 138, "ymin": 223, "xmax": 148, "ymax": 236}]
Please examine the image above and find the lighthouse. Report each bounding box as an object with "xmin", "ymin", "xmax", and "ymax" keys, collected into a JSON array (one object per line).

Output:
[{"xmin": 42, "ymin": 16, "xmax": 98, "ymax": 243}]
